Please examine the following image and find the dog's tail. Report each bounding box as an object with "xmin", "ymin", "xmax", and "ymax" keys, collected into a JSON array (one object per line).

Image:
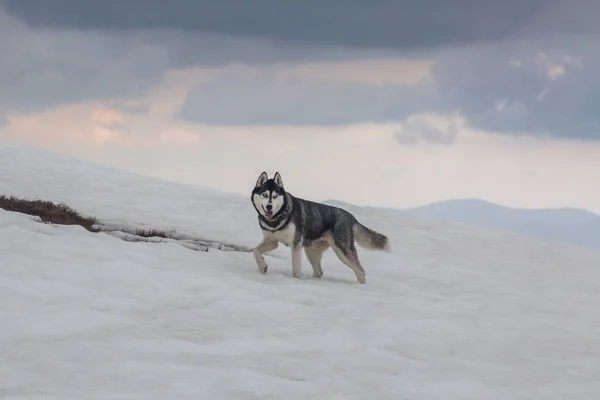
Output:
[{"xmin": 353, "ymin": 222, "xmax": 391, "ymax": 252}]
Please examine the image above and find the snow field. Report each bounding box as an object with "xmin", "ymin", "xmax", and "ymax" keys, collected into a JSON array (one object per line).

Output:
[{"xmin": 1, "ymin": 143, "xmax": 600, "ymax": 399}]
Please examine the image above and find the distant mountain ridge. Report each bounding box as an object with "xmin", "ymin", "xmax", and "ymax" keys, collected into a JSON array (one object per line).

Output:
[{"xmin": 324, "ymin": 198, "xmax": 600, "ymax": 250}]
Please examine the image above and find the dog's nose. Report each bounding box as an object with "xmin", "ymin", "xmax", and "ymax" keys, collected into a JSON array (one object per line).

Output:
[{"xmin": 266, "ymin": 204, "xmax": 273, "ymax": 211}]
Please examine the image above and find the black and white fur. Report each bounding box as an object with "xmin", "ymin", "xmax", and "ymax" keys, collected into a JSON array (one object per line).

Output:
[{"xmin": 251, "ymin": 171, "xmax": 391, "ymax": 284}]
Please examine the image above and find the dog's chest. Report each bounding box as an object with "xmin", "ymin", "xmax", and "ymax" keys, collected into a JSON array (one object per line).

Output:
[{"xmin": 263, "ymin": 222, "xmax": 296, "ymax": 246}]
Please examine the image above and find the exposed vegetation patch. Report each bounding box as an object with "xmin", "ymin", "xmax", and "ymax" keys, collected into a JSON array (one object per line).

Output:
[
  {"xmin": 133, "ymin": 228, "xmax": 174, "ymax": 239},
  {"xmin": 0, "ymin": 195, "xmax": 98, "ymax": 232}
]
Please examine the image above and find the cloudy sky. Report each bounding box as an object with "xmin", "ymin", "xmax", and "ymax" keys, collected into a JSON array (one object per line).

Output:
[{"xmin": 2, "ymin": 0, "xmax": 600, "ymax": 212}]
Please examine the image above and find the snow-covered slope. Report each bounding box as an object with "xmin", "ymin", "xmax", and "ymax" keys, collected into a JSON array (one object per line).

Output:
[
  {"xmin": 2, "ymin": 143, "xmax": 600, "ymax": 399},
  {"xmin": 326, "ymin": 198, "xmax": 600, "ymax": 250}
]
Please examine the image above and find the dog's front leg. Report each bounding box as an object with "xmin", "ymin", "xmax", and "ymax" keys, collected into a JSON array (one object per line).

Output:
[
  {"xmin": 291, "ymin": 244, "xmax": 303, "ymax": 279},
  {"xmin": 253, "ymin": 238, "xmax": 278, "ymax": 274}
]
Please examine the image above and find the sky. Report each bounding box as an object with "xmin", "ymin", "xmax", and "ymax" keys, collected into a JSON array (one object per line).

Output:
[{"xmin": 1, "ymin": 0, "xmax": 600, "ymax": 212}]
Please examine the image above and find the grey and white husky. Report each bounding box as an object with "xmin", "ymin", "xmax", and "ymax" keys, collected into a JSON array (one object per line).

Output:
[{"xmin": 251, "ymin": 171, "xmax": 390, "ymax": 284}]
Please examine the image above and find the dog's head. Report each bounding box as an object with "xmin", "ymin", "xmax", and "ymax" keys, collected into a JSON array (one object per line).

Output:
[{"xmin": 251, "ymin": 171, "xmax": 286, "ymax": 220}]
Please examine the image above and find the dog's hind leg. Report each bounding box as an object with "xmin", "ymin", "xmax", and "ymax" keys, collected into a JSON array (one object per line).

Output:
[
  {"xmin": 331, "ymin": 240, "xmax": 366, "ymax": 284},
  {"xmin": 253, "ymin": 238, "xmax": 278, "ymax": 274},
  {"xmin": 304, "ymin": 240, "xmax": 330, "ymax": 279}
]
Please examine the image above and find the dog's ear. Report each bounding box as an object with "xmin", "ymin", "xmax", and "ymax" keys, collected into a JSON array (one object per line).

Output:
[
  {"xmin": 273, "ymin": 172, "xmax": 284, "ymax": 188},
  {"xmin": 255, "ymin": 171, "xmax": 268, "ymax": 188}
]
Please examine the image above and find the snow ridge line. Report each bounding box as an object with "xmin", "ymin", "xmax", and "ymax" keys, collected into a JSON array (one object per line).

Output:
[{"xmin": 93, "ymin": 222, "xmax": 253, "ymax": 253}]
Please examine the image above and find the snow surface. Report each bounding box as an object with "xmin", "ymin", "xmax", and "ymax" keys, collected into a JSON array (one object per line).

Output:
[{"xmin": 2, "ymin": 143, "xmax": 600, "ymax": 399}]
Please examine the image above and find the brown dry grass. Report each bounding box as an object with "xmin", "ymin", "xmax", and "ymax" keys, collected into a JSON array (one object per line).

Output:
[
  {"xmin": 1, "ymin": 195, "xmax": 180, "ymax": 239},
  {"xmin": 0, "ymin": 194, "xmax": 99, "ymax": 232}
]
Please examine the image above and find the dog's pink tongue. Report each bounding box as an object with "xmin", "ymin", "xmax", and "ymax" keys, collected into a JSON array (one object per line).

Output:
[{"xmin": 266, "ymin": 211, "xmax": 273, "ymax": 218}]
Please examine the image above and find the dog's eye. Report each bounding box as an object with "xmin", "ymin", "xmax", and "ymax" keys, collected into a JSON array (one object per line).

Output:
[
  {"xmin": 272, "ymin": 194, "xmax": 278, "ymax": 199},
  {"xmin": 262, "ymin": 193, "xmax": 268, "ymax": 198}
]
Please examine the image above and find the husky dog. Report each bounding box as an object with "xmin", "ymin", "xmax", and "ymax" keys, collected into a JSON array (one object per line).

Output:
[{"xmin": 251, "ymin": 171, "xmax": 390, "ymax": 284}]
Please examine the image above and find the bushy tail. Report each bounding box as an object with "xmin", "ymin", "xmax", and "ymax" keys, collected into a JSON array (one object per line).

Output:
[{"xmin": 353, "ymin": 222, "xmax": 391, "ymax": 252}]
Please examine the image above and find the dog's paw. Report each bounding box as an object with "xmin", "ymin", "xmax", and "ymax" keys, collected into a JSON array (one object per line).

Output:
[{"xmin": 258, "ymin": 264, "xmax": 268, "ymax": 274}]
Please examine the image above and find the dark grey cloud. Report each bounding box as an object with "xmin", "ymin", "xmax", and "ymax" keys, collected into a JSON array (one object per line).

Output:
[
  {"xmin": 4, "ymin": 0, "xmax": 600, "ymax": 51},
  {"xmin": 430, "ymin": 39, "xmax": 600, "ymax": 140},
  {"xmin": 3, "ymin": 1, "xmax": 600, "ymax": 141},
  {"xmin": 0, "ymin": 9, "xmax": 169, "ymax": 114},
  {"xmin": 177, "ymin": 37, "xmax": 600, "ymax": 141},
  {"xmin": 0, "ymin": 6, "xmax": 395, "ymax": 116}
]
